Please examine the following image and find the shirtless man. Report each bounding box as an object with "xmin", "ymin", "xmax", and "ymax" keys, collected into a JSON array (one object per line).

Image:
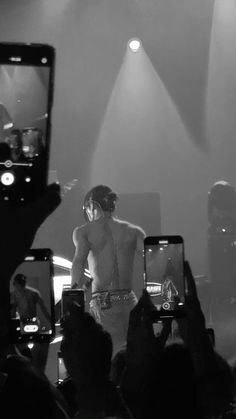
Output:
[
  {"xmin": 71, "ymin": 184, "xmax": 146, "ymax": 355},
  {"xmin": 10, "ymin": 273, "xmax": 51, "ymax": 328}
]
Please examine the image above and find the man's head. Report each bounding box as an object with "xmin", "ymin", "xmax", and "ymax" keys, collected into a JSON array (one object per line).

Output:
[
  {"xmin": 83, "ymin": 184, "xmax": 118, "ymax": 222},
  {"xmin": 13, "ymin": 273, "xmax": 26, "ymax": 290},
  {"xmin": 208, "ymin": 180, "xmax": 236, "ymax": 211},
  {"xmin": 208, "ymin": 180, "xmax": 236, "ymax": 227}
]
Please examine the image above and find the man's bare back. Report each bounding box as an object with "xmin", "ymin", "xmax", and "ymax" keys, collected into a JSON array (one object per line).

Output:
[
  {"xmin": 72, "ymin": 216, "xmax": 145, "ymax": 293},
  {"xmin": 71, "ymin": 184, "xmax": 146, "ymax": 355}
]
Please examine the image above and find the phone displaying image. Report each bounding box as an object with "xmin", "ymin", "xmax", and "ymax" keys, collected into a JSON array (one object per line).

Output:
[
  {"xmin": 61, "ymin": 288, "xmax": 85, "ymax": 317},
  {"xmin": 57, "ymin": 351, "xmax": 68, "ymax": 383},
  {"xmin": 144, "ymin": 235, "xmax": 185, "ymax": 319},
  {"xmin": 9, "ymin": 248, "xmax": 55, "ymax": 343},
  {"xmin": 0, "ymin": 42, "xmax": 55, "ymax": 203}
]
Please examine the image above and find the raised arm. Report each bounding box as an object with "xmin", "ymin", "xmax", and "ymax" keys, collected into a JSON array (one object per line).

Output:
[
  {"xmin": 71, "ymin": 227, "xmax": 90, "ymax": 289},
  {"xmin": 135, "ymin": 226, "xmax": 146, "ymax": 258}
]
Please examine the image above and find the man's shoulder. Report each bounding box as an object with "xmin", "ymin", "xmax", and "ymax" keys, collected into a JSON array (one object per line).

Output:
[
  {"xmin": 72, "ymin": 224, "xmax": 90, "ymax": 244},
  {"xmin": 115, "ymin": 218, "xmax": 146, "ymax": 236},
  {"xmin": 73, "ymin": 223, "xmax": 87, "ymax": 233},
  {"xmin": 26, "ymin": 286, "xmax": 40, "ymax": 298}
]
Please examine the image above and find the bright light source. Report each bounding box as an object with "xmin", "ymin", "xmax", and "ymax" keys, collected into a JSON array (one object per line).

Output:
[
  {"xmin": 53, "ymin": 256, "xmax": 72, "ymax": 270},
  {"xmin": 50, "ymin": 335, "xmax": 63, "ymax": 345},
  {"xmin": 128, "ymin": 38, "xmax": 142, "ymax": 52},
  {"xmin": 10, "ymin": 56, "xmax": 22, "ymax": 62},
  {"xmin": 1, "ymin": 172, "xmax": 15, "ymax": 186},
  {"xmin": 4, "ymin": 122, "xmax": 13, "ymax": 130},
  {"xmin": 28, "ymin": 343, "xmax": 34, "ymax": 349}
]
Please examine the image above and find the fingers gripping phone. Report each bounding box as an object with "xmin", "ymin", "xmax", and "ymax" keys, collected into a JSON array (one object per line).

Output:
[
  {"xmin": 0, "ymin": 42, "xmax": 55, "ymax": 203},
  {"xmin": 9, "ymin": 248, "xmax": 55, "ymax": 343},
  {"xmin": 144, "ymin": 235, "xmax": 186, "ymax": 320}
]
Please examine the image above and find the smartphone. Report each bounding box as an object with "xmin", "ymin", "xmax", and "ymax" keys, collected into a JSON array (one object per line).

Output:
[
  {"xmin": 61, "ymin": 288, "xmax": 85, "ymax": 317},
  {"xmin": 57, "ymin": 351, "xmax": 68, "ymax": 383},
  {"xmin": 9, "ymin": 248, "xmax": 55, "ymax": 343},
  {"xmin": 144, "ymin": 235, "xmax": 185, "ymax": 320},
  {"xmin": 0, "ymin": 42, "xmax": 55, "ymax": 203}
]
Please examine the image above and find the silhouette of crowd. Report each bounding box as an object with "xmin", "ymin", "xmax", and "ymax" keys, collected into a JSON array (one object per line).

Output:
[{"xmin": 1, "ymin": 182, "xmax": 236, "ymax": 419}]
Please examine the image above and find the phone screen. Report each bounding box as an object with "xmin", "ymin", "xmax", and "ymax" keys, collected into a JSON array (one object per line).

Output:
[
  {"xmin": 0, "ymin": 43, "xmax": 55, "ymax": 203},
  {"xmin": 61, "ymin": 289, "xmax": 85, "ymax": 317},
  {"xmin": 144, "ymin": 236, "xmax": 185, "ymax": 318},
  {"xmin": 9, "ymin": 249, "xmax": 55, "ymax": 343}
]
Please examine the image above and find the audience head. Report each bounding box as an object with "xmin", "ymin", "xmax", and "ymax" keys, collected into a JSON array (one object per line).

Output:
[
  {"xmin": 149, "ymin": 342, "xmax": 202, "ymax": 419},
  {"xmin": 13, "ymin": 273, "xmax": 26, "ymax": 290},
  {"xmin": 61, "ymin": 303, "xmax": 113, "ymax": 387},
  {"xmin": 208, "ymin": 180, "xmax": 236, "ymax": 228},
  {"xmin": 200, "ymin": 351, "xmax": 235, "ymax": 419},
  {"xmin": 0, "ymin": 355, "xmax": 58, "ymax": 419}
]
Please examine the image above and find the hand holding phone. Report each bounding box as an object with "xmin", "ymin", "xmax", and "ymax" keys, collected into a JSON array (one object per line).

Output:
[
  {"xmin": 9, "ymin": 248, "xmax": 55, "ymax": 343},
  {"xmin": 0, "ymin": 42, "xmax": 55, "ymax": 204},
  {"xmin": 61, "ymin": 288, "xmax": 85, "ymax": 318},
  {"xmin": 144, "ymin": 235, "xmax": 186, "ymax": 320}
]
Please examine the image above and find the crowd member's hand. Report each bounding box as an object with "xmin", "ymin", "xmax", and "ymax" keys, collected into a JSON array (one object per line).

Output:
[
  {"xmin": 121, "ymin": 290, "xmax": 171, "ymax": 393},
  {"xmin": 126, "ymin": 289, "xmax": 171, "ymax": 364},
  {"xmin": 177, "ymin": 265, "xmax": 235, "ymax": 419},
  {"xmin": 60, "ymin": 302, "xmax": 102, "ymax": 389},
  {"xmin": 0, "ymin": 183, "xmax": 61, "ymax": 345},
  {"xmin": 176, "ymin": 261, "xmax": 215, "ymax": 374},
  {"xmin": 0, "ymin": 183, "xmax": 61, "ymax": 280},
  {"xmin": 60, "ymin": 302, "xmax": 118, "ymax": 418}
]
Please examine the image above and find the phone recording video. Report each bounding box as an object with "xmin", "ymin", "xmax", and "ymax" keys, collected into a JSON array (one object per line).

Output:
[
  {"xmin": 0, "ymin": 42, "xmax": 55, "ymax": 203},
  {"xmin": 61, "ymin": 288, "xmax": 85, "ymax": 318},
  {"xmin": 144, "ymin": 235, "xmax": 185, "ymax": 319},
  {"xmin": 9, "ymin": 248, "xmax": 55, "ymax": 343}
]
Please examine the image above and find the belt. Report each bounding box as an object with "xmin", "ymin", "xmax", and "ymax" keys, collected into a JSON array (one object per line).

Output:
[{"xmin": 91, "ymin": 289, "xmax": 132, "ymax": 303}]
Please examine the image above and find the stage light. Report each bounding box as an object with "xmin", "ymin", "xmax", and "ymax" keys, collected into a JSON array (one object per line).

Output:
[
  {"xmin": 53, "ymin": 256, "xmax": 72, "ymax": 270},
  {"xmin": 50, "ymin": 335, "xmax": 62, "ymax": 345},
  {"xmin": 128, "ymin": 38, "xmax": 142, "ymax": 52},
  {"xmin": 28, "ymin": 343, "xmax": 34, "ymax": 349},
  {"xmin": 53, "ymin": 255, "xmax": 91, "ymax": 277}
]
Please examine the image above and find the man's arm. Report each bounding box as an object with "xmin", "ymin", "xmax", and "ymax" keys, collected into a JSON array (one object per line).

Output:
[
  {"xmin": 71, "ymin": 227, "xmax": 90, "ymax": 289},
  {"xmin": 135, "ymin": 226, "xmax": 146, "ymax": 258}
]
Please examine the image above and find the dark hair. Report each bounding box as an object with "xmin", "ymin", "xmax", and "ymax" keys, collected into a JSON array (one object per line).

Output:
[
  {"xmin": 208, "ymin": 181, "xmax": 236, "ymax": 212},
  {"xmin": 0, "ymin": 355, "xmax": 57, "ymax": 419},
  {"xmin": 84, "ymin": 185, "xmax": 118, "ymax": 213},
  {"xmin": 10, "ymin": 129, "xmax": 23, "ymax": 149},
  {"xmin": 13, "ymin": 273, "xmax": 26, "ymax": 286},
  {"xmin": 0, "ymin": 142, "xmax": 11, "ymax": 160},
  {"xmin": 62, "ymin": 309, "xmax": 113, "ymax": 384}
]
